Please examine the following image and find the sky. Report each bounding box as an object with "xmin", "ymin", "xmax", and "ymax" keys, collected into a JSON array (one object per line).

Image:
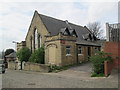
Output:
[{"xmin": 0, "ymin": 0, "xmax": 119, "ymax": 51}]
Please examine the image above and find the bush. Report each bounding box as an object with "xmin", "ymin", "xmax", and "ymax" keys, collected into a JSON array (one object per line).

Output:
[
  {"xmin": 17, "ymin": 47, "xmax": 31, "ymax": 62},
  {"xmin": 91, "ymin": 72, "xmax": 104, "ymax": 77},
  {"xmin": 29, "ymin": 46, "xmax": 44, "ymax": 64},
  {"xmin": 90, "ymin": 51, "xmax": 112, "ymax": 75},
  {"xmin": 49, "ymin": 64, "xmax": 79, "ymax": 72}
]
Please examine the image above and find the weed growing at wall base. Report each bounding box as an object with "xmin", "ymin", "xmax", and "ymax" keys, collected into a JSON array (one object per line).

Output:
[{"xmin": 90, "ymin": 51, "xmax": 112, "ymax": 77}]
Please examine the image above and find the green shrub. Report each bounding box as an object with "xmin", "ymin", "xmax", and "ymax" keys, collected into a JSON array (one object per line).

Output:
[
  {"xmin": 91, "ymin": 72, "xmax": 104, "ymax": 77},
  {"xmin": 90, "ymin": 51, "xmax": 112, "ymax": 75},
  {"xmin": 29, "ymin": 46, "xmax": 44, "ymax": 64},
  {"xmin": 17, "ymin": 47, "xmax": 31, "ymax": 62},
  {"xmin": 49, "ymin": 64, "xmax": 79, "ymax": 72}
]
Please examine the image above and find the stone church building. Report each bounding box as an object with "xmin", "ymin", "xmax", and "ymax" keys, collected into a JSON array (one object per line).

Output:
[{"xmin": 18, "ymin": 11, "xmax": 101, "ymax": 66}]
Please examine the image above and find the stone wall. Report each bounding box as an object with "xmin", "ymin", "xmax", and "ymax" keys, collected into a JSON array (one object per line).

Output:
[
  {"xmin": 77, "ymin": 45, "xmax": 100, "ymax": 63},
  {"xmin": 24, "ymin": 62, "xmax": 50, "ymax": 72},
  {"xmin": 45, "ymin": 36, "xmax": 62, "ymax": 66},
  {"xmin": 8, "ymin": 61, "xmax": 18, "ymax": 70},
  {"xmin": 45, "ymin": 33, "xmax": 77, "ymax": 66},
  {"xmin": 25, "ymin": 11, "xmax": 49, "ymax": 52},
  {"xmin": 17, "ymin": 41, "xmax": 26, "ymax": 51},
  {"xmin": 61, "ymin": 39, "xmax": 77, "ymax": 66},
  {"xmin": 8, "ymin": 61, "xmax": 50, "ymax": 72}
]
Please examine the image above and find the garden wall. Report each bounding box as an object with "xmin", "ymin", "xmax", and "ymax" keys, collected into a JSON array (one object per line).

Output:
[
  {"xmin": 24, "ymin": 62, "xmax": 50, "ymax": 72},
  {"xmin": 104, "ymin": 61, "xmax": 113, "ymax": 77},
  {"xmin": 8, "ymin": 61, "xmax": 20, "ymax": 70},
  {"xmin": 8, "ymin": 61, "xmax": 50, "ymax": 72}
]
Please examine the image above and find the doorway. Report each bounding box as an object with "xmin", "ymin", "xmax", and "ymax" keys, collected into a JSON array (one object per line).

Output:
[
  {"xmin": 88, "ymin": 47, "xmax": 91, "ymax": 57},
  {"xmin": 48, "ymin": 46, "xmax": 56, "ymax": 64}
]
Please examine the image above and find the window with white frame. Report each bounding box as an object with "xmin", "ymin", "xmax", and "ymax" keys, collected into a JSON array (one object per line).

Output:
[
  {"xmin": 66, "ymin": 46, "xmax": 71, "ymax": 55},
  {"xmin": 78, "ymin": 46, "xmax": 82, "ymax": 54}
]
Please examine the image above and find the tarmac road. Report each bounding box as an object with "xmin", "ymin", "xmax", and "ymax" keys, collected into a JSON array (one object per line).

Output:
[{"xmin": 2, "ymin": 67, "xmax": 118, "ymax": 88}]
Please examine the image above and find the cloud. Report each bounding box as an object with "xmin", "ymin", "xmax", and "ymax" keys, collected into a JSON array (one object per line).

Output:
[{"xmin": 0, "ymin": 1, "xmax": 118, "ymax": 51}]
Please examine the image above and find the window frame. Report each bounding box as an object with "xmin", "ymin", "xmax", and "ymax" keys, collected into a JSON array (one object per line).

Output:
[
  {"xmin": 78, "ymin": 46, "xmax": 82, "ymax": 55},
  {"xmin": 38, "ymin": 34, "xmax": 41, "ymax": 48},
  {"xmin": 66, "ymin": 46, "xmax": 71, "ymax": 56}
]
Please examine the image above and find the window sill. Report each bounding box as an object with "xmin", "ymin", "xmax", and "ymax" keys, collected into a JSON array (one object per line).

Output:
[
  {"xmin": 66, "ymin": 54, "xmax": 71, "ymax": 56},
  {"xmin": 78, "ymin": 54, "xmax": 83, "ymax": 56}
]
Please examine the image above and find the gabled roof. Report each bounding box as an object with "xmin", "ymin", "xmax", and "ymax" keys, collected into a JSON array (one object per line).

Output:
[
  {"xmin": 5, "ymin": 52, "xmax": 16, "ymax": 58},
  {"xmin": 39, "ymin": 13, "xmax": 91, "ymax": 41},
  {"xmin": 38, "ymin": 12, "xmax": 101, "ymax": 46},
  {"xmin": 26, "ymin": 11, "xmax": 101, "ymax": 46}
]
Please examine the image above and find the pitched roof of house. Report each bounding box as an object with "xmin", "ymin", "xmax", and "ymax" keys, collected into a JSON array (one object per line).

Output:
[
  {"xmin": 25, "ymin": 11, "xmax": 101, "ymax": 46},
  {"xmin": 38, "ymin": 13, "xmax": 101, "ymax": 46},
  {"xmin": 5, "ymin": 52, "xmax": 16, "ymax": 58},
  {"xmin": 39, "ymin": 14, "xmax": 91, "ymax": 41}
]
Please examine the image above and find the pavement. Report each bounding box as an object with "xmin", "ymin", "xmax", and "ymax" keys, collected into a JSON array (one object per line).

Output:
[{"xmin": 2, "ymin": 62, "xmax": 119, "ymax": 88}]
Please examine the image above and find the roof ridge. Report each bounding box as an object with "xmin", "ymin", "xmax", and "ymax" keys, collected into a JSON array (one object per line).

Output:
[
  {"xmin": 38, "ymin": 13, "xmax": 85, "ymax": 29},
  {"xmin": 39, "ymin": 13, "xmax": 65, "ymax": 23}
]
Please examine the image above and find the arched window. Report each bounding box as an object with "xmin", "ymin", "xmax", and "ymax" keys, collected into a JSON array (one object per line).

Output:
[
  {"xmin": 30, "ymin": 36, "xmax": 33, "ymax": 52},
  {"xmin": 38, "ymin": 34, "xmax": 41, "ymax": 48},
  {"xmin": 34, "ymin": 28, "xmax": 38, "ymax": 50}
]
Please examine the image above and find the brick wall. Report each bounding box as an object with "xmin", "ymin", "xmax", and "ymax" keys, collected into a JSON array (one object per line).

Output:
[
  {"xmin": 104, "ymin": 61, "xmax": 113, "ymax": 77},
  {"xmin": 103, "ymin": 42, "xmax": 120, "ymax": 69}
]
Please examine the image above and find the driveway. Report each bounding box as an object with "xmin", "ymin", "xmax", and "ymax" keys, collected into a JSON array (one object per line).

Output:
[
  {"xmin": 57, "ymin": 62, "xmax": 93, "ymax": 79},
  {"xmin": 70, "ymin": 62, "xmax": 92, "ymax": 72},
  {"xmin": 2, "ymin": 62, "xmax": 118, "ymax": 88}
]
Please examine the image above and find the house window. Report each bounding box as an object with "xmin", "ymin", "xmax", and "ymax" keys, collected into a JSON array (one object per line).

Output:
[
  {"xmin": 78, "ymin": 46, "xmax": 82, "ymax": 54},
  {"xmin": 64, "ymin": 30, "xmax": 68, "ymax": 35},
  {"xmin": 66, "ymin": 46, "xmax": 71, "ymax": 55}
]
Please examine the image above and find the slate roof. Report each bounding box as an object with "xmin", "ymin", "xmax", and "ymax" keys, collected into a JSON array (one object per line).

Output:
[
  {"xmin": 27, "ymin": 11, "xmax": 101, "ymax": 46},
  {"xmin": 39, "ymin": 14, "xmax": 90, "ymax": 41},
  {"xmin": 5, "ymin": 52, "xmax": 16, "ymax": 58},
  {"xmin": 39, "ymin": 14, "xmax": 101, "ymax": 46},
  {"xmin": 76, "ymin": 40, "xmax": 100, "ymax": 46}
]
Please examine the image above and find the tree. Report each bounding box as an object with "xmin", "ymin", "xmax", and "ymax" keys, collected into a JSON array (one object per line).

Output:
[
  {"xmin": 17, "ymin": 47, "xmax": 31, "ymax": 62},
  {"xmin": 5, "ymin": 49, "xmax": 14, "ymax": 56},
  {"xmin": 29, "ymin": 46, "xmax": 44, "ymax": 64},
  {"xmin": 17, "ymin": 47, "xmax": 31, "ymax": 69},
  {"xmin": 87, "ymin": 22, "xmax": 105, "ymax": 39}
]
